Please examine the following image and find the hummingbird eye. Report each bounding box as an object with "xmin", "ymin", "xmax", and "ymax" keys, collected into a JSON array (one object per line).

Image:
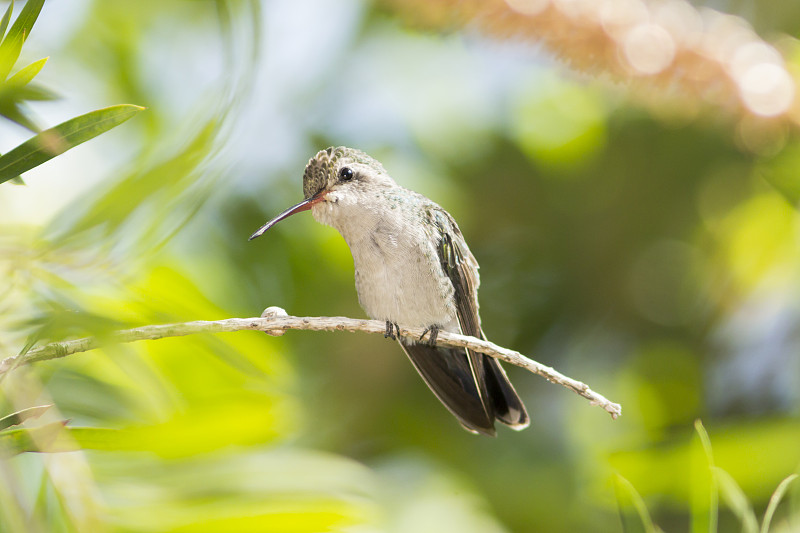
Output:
[{"xmin": 339, "ymin": 167, "xmax": 354, "ymax": 182}]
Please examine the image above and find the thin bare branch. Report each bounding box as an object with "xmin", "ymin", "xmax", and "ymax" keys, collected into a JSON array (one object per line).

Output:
[{"xmin": 0, "ymin": 310, "xmax": 621, "ymax": 419}]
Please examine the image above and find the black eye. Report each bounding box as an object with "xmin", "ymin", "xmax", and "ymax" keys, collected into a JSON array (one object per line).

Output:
[{"xmin": 339, "ymin": 167, "xmax": 354, "ymax": 181}]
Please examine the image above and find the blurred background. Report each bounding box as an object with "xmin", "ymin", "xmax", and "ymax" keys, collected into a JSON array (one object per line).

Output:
[{"xmin": 1, "ymin": 0, "xmax": 800, "ymax": 531}]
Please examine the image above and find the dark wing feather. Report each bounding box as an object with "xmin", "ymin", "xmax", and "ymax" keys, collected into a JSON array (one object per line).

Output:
[
  {"xmin": 483, "ymin": 351, "xmax": 530, "ymax": 428},
  {"xmin": 399, "ymin": 342, "xmax": 496, "ymax": 436},
  {"xmin": 394, "ymin": 207, "xmax": 496, "ymax": 435},
  {"xmin": 435, "ymin": 209, "xmax": 530, "ymax": 430}
]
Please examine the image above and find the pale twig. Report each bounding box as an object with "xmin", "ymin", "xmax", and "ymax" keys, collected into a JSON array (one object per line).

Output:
[{"xmin": 0, "ymin": 310, "xmax": 621, "ymax": 419}]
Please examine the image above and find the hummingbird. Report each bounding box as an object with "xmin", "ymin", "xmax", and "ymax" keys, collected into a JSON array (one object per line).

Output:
[{"xmin": 249, "ymin": 147, "xmax": 529, "ymax": 436}]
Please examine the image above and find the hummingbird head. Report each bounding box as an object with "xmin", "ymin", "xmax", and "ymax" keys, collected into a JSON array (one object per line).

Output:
[
  {"xmin": 302, "ymin": 146, "xmax": 389, "ymax": 199},
  {"xmin": 249, "ymin": 146, "xmax": 395, "ymax": 240}
]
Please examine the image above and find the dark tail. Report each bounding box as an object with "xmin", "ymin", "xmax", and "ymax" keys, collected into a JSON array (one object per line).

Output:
[
  {"xmin": 399, "ymin": 341, "xmax": 529, "ymax": 435},
  {"xmin": 483, "ymin": 355, "xmax": 529, "ymax": 429}
]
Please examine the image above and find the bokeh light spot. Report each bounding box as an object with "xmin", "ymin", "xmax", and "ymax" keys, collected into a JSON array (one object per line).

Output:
[
  {"xmin": 720, "ymin": 193, "xmax": 800, "ymax": 291},
  {"xmin": 510, "ymin": 74, "xmax": 607, "ymax": 169},
  {"xmin": 737, "ymin": 63, "xmax": 795, "ymax": 117},
  {"xmin": 622, "ymin": 24, "xmax": 676, "ymax": 75},
  {"xmin": 601, "ymin": 0, "xmax": 649, "ymax": 40},
  {"xmin": 505, "ymin": 0, "xmax": 550, "ymax": 17}
]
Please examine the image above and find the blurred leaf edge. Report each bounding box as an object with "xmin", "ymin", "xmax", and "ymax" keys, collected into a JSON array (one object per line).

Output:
[{"xmin": 0, "ymin": 104, "xmax": 145, "ymax": 185}]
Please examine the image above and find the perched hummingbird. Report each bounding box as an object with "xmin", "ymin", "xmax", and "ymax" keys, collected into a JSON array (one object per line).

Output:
[{"xmin": 249, "ymin": 147, "xmax": 529, "ymax": 435}]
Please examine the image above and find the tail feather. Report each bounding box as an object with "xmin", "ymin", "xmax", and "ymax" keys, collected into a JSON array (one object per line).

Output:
[
  {"xmin": 399, "ymin": 341, "xmax": 529, "ymax": 435},
  {"xmin": 484, "ymin": 356, "xmax": 529, "ymax": 430},
  {"xmin": 399, "ymin": 342, "xmax": 496, "ymax": 436}
]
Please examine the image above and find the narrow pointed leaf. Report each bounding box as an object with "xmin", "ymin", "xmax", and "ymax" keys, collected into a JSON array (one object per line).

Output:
[
  {"xmin": 0, "ymin": 82, "xmax": 54, "ymax": 132},
  {"xmin": 0, "ymin": 104, "xmax": 144, "ymax": 184},
  {"xmin": 715, "ymin": 467, "xmax": 758, "ymax": 533},
  {"xmin": 695, "ymin": 419, "xmax": 714, "ymax": 464},
  {"xmin": 692, "ymin": 419, "xmax": 719, "ymax": 533},
  {"xmin": 0, "ymin": 0, "xmax": 42, "ymax": 80},
  {"xmin": 7, "ymin": 56, "xmax": 47, "ymax": 86},
  {"xmin": 761, "ymin": 474, "xmax": 798, "ymax": 533},
  {"xmin": 6, "ymin": 82, "xmax": 57, "ymax": 101},
  {"xmin": 0, "ymin": 1, "xmax": 12, "ymax": 42},
  {"xmin": 0, "ymin": 427, "xmax": 130, "ymax": 455},
  {"xmin": 614, "ymin": 474, "xmax": 661, "ymax": 533},
  {"xmin": 0, "ymin": 421, "xmax": 69, "ymax": 455},
  {"xmin": 0, "ymin": 405, "xmax": 52, "ymax": 431},
  {"xmin": 0, "ymin": 24, "xmax": 23, "ymax": 80},
  {"xmin": 7, "ymin": 0, "xmax": 43, "ymax": 39},
  {"xmin": 62, "ymin": 119, "xmax": 216, "ymax": 235},
  {"xmin": 0, "ymin": 426, "xmax": 143, "ymax": 456},
  {"xmin": 0, "ymin": 102, "xmax": 40, "ymax": 131}
]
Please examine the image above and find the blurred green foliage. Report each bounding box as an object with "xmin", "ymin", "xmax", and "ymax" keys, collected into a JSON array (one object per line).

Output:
[
  {"xmin": 0, "ymin": 0, "xmax": 142, "ymax": 185},
  {"xmin": 1, "ymin": 0, "xmax": 800, "ymax": 532}
]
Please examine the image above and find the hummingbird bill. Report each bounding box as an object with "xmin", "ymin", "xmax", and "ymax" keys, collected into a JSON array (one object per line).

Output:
[{"xmin": 250, "ymin": 147, "xmax": 529, "ymax": 436}]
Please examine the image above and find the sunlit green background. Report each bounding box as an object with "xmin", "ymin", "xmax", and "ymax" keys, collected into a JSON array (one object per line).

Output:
[{"xmin": 1, "ymin": 0, "xmax": 800, "ymax": 531}]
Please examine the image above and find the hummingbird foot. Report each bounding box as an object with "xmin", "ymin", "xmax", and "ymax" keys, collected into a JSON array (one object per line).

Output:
[
  {"xmin": 419, "ymin": 325, "xmax": 439, "ymax": 347},
  {"xmin": 384, "ymin": 321, "xmax": 400, "ymax": 340}
]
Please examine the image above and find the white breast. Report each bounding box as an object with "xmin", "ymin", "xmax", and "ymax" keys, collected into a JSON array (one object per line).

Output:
[{"xmin": 312, "ymin": 190, "xmax": 458, "ymax": 331}]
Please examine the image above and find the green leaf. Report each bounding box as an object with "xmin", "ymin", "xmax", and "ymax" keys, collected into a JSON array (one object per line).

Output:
[
  {"xmin": 63, "ymin": 427, "xmax": 129, "ymax": 451},
  {"xmin": 0, "ymin": 405, "xmax": 51, "ymax": 431},
  {"xmin": 715, "ymin": 467, "xmax": 758, "ymax": 533},
  {"xmin": 691, "ymin": 419, "xmax": 719, "ymax": 533},
  {"xmin": 0, "ymin": 421, "xmax": 69, "ymax": 455},
  {"xmin": 0, "ymin": 151, "xmax": 17, "ymax": 184},
  {"xmin": 0, "ymin": 100, "xmax": 38, "ymax": 131},
  {"xmin": 614, "ymin": 474, "xmax": 661, "ymax": 533},
  {"xmin": 2, "ymin": 82, "xmax": 56, "ymax": 101},
  {"xmin": 63, "ymin": 118, "xmax": 217, "ymax": 237},
  {"xmin": 0, "ymin": 0, "xmax": 43, "ymax": 80},
  {"xmin": 0, "ymin": 415, "xmax": 283, "ymax": 456},
  {"xmin": 0, "ymin": 1, "xmax": 12, "ymax": 42},
  {"xmin": 695, "ymin": 419, "xmax": 714, "ymax": 465},
  {"xmin": 0, "ymin": 81, "xmax": 55, "ymax": 132},
  {"xmin": 6, "ymin": 56, "xmax": 47, "ymax": 86},
  {"xmin": 0, "ymin": 425, "xmax": 125, "ymax": 455},
  {"xmin": 0, "ymin": 425, "xmax": 103, "ymax": 455},
  {"xmin": 0, "ymin": 104, "xmax": 144, "ymax": 184},
  {"xmin": 761, "ymin": 474, "xmax": 798, "ymax": 533},
  {"xmin": 0, "ymin": 22, "xmax": 22, "ymax": 81}
]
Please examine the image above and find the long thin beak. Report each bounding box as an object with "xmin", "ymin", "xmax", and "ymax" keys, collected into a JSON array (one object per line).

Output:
[{"xmin": 248, "ymin": 193, "xmax": 324, "ymax": 241}]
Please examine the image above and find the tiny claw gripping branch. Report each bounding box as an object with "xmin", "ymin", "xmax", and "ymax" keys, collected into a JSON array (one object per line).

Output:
[
  {"xmin": 384, "ymin": 320, "xmax": 396, "ymax": 340},
  {"xmin": 419, "ymin": 325, "xmax": 439, "ymax": 347}
]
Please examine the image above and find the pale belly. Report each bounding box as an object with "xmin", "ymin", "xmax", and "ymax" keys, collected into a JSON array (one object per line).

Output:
[
  {"xmin": 349, "ymin": 230, "xmax": 458, "ymax": 331},
  {"xmin": 311, "ymin": 187, "xmax": 460, "ymax": 332}
]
